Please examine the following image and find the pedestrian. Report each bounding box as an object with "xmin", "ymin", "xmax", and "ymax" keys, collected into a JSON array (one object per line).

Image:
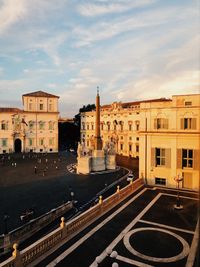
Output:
[
  {"xmin": 14, "ymin": 162, "xmax": 17, "ymax": 167},
  {"xmin": 22, "ymin": 155, "xmax": 25, "ymax": 159},
  {"xmin": 34, "ymin": 166, "xmax": 37, "ymax": 174}
]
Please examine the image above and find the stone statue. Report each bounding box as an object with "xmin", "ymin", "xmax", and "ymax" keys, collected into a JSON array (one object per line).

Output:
[{"xmin": 108, "ymin": 141, "xmax": 116, "ymax": 155}]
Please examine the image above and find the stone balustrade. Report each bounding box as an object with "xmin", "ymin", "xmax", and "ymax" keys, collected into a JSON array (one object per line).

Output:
[{"xmin": 0, "ymin": 178, "xmax": 144, "ymax": 267}]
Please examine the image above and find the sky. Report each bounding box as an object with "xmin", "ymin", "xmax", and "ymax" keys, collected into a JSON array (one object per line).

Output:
[{"xmin": 0, "ymin": 0, "xmax": 199, "ymax": 117}]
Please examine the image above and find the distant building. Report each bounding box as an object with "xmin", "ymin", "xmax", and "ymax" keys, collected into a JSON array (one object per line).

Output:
[
  {"xmin": 0, "ymin": 91, "xmax": 59, "ymax": 153},
  {"xmin": 80, "ymin": 94, "xmax": 200, "ymax": 190}
]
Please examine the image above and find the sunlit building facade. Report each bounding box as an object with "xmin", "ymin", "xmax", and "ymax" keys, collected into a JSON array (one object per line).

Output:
[
  {"xmin": 80, "ymin": 94, "xmax": 200, "ymax": 190},
  {"xmin": 0, "ymin": 91, "xmax": 59, "ymax": 154}
]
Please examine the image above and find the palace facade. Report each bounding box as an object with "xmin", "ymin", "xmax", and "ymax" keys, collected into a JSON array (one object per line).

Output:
[
  {"xmin": 0, "ymin": 91, "xmax": 59, "ymax": 154},
  {"xmin": 80, "ymin": 94, "xmax": 200, "ymax": 190}
]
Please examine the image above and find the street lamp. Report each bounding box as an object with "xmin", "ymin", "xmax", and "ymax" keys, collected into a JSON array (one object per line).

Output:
[
  {"xmin": 174, "ymin": 174, "xmax": 183, "ymax": 210},
  {"xmin": 70, "ymin": 191, "xmax": 75, "ymax": 203},
  {"xmin": 3, "ymin": 213, "xmax": 9, "ymax": 235}
]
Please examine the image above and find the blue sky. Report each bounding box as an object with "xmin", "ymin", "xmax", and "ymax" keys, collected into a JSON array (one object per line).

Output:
[{"xmin": 0, "ymin": 0, "xmax": 199, "ymax": 117}]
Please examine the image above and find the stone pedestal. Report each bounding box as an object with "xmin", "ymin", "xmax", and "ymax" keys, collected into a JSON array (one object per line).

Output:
[
  {"xmin": 91, "ymin": 150, "xmax": 105, "ymax": 172},
  {"xmin": 106, "ymin": 155, "xmax": 116, "ymax": 170},
  {"xmin": 76, "ymin": 156, "xmax": 91, "ymax": 174}
]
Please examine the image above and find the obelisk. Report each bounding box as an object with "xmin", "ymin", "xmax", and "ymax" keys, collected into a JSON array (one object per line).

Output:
[
  {"xmin": 92, "ymin": 87, "xmax": 105, "ymax": 171},
  {"xmin": 94, "ymin": 88, "xmax": 102, "ymax": 150}
]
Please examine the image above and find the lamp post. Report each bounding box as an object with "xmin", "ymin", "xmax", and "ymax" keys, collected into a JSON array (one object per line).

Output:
[{"xmin": 174, "ymin": 174, "xmax": 183, "ymax": 210}]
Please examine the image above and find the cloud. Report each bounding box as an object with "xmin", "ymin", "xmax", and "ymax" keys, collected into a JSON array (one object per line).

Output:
[
  {"xmin": 74, "ymin": 5, "xmax": 197, "ymax": 47},
  {"xmin": 0, "ymin": 0, "xmax": 27, "ymax": 34},
  {"xmin": 0, "ymin": 66, "xmax": 4, "ymax": 76},
  {"xmin": 77, "ymin": 0, "xmax": 156, "ymax": 17}
]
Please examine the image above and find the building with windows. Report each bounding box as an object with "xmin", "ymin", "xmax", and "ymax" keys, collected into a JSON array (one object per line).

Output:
[
  {"xmin": 80, "ymin": 94, "xmax": 200, "ymax": 190},
  {"xmin": 0, "ymin": 91, "xmax": 59, "ymax": 154}
]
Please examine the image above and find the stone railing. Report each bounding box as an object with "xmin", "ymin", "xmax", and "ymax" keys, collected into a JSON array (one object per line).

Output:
[
  {"xmin": 0, "ymin": 201, "xmax": 73, "ymax": 255},
  {"xmin": 0, "ymin": 178, "xmax": 144, "ymax": 267}
]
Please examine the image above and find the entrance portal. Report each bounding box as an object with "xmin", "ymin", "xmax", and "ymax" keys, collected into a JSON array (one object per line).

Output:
[{"xmin": 14, "ymin": 139, "xmax": 22, "ymax": 153}]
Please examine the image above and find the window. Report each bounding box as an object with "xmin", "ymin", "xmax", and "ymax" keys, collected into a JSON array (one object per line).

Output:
[
  {"xmin": 29, "ymin": 121, "xmax": 34, "ymax": 130},
  {"xmin": 129, "ymin": 124, "xmax": 132, "ymax": 131},
  {"xmin": 129, "ymin": 137, "xmax": 132, "ymax": 141},
  {"xmin": 1, "ymin": 121, "xmax": 8, "ymax": 130},
  {"xmin": 181, "ymin": 118, "xmax": 196, "ymax": 130},
  {"xmin": 82, "ymin": 123, "xmax": 85, "ymax": 130},
  {"xmin": 114, "ymin": 124, "xmax": 116, "ymax": 131},
  {"xmin": 136, "ymin": 145, "xmax": 139, "ymax": 152},
  {"xmin": 129, "ymin": 144, "xmax": 132, "ymax": 152},
  {"xmin": 120, "ymin": 136, "xmax": 123, "ymax": 140},
  {"xmin": 136, "ymin": 137, "xmax": 139, "ymax": 141},
  {"xmin": 49, "ymin": 138, "xmax": 54, "ymax": 146},
  {"xmin": 101, "ymin": 123, "xmax": 104, "ymax": 131},
  {"xmin": 2, "ymin": 138, "xmax": 7, "ymax": 147},
  {"xmin": 155, "ymin": 118, "xmax": 168, "ymax": 129},
  {"xmin": 87, "ymin": 124, "xmax": 89, "ymax": 130},
  {"xmin": 49, "ymin": 121, "xmax": 54, "ymax": 130},
  {"xmin": 39, "ymin": 138, "xmax": 44, "ymax": 146},
  {"xmin": 156, "ymin": 148, "xmax": 165, "ymax": 166},
  {"xmin": 29, "ymin": 139, "xmax": 33, "ymax": 146},
  {"xmin": 184, "ymin": 118, "xmax": 193, "ymax": 129},
  {"xmin": 107, "ymin": 123, "xmax": 110, "ymax": 131},
  {"xmin": 185, "ymin": 101, "xmax": 192, "ymax": 106},
  {"xmin": 155, "ymin": 178, "xmax": 166, "ymax": 185},
  {"xmin": 91, "ymin": 124, "xmax": 94, "ymax": 130},
  {"xmin": 120, "ymin": 144, "xmax": 123, "ymax": 150},
  {"xmin": 39, "ymin": 121, "xmax": 45, "ymax": 130},
  {"xmin": 29, "ymin": 103, "xmax": 33, "ymax": 110},
  {"xmin": 39, "ymin": 103, "xmax": 44, "ymax": 111},
  {"xmin": 182, "ymin": 149, "xmax": 193, "ymax": 168}
]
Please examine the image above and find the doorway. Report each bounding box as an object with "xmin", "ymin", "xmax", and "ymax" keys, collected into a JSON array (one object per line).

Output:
[{"xmin": 14, "ymin": 139, "xmax": 22, "ymax": 153}]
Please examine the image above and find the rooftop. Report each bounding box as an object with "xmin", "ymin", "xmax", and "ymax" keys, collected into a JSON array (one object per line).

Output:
[
  {"xmin": 22, "ymin": 90, "xmax": 59, "ymax": 98},
  {"xmin": 0, "ymin": 107, "xmax": 22, "ymax": 113}
]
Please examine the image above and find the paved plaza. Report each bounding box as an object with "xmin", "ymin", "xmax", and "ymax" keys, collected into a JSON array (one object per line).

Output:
[
  {"xmin": 0, "ymin": 152, "xmax": 127, "ymax": 234},
  {"xmin": 36, "ymin": 187, "xmax": 199, "ymax": 267}
]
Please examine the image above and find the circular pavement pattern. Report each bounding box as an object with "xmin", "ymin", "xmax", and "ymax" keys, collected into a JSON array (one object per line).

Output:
[{"xmin": 123, "ymin": 227, "xmax": 190, "ymax": 263}]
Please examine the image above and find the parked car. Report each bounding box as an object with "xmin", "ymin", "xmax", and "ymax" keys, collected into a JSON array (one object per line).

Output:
[{"xmin": 127, "ymin": 173, "xmax": 134, "ymax": 182}]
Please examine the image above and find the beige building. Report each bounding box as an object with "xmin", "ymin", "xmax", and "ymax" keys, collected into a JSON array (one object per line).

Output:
[
  {"xmin": 80, "ymin": 94, "xmax": 200, "ymax": 191},
  {"xmin": 0, "ymin": 91, "xmax": 59, "ymax": 154}
]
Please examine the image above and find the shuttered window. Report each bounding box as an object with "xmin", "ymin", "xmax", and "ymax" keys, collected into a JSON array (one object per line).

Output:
[
  {"xmin": 182, "ymin": 149, "xmax": 193, "ymax": 168},
  {"xmin": 156, "ymin": 148, "xmax": 165, "ymax": 166},
  {"xmin": 180, "ymin": 118, "xmax": 197, "ymax": 130},
  {"xmin": 154, "ymin": 118, "xmax": 168, "ymax": 129}
]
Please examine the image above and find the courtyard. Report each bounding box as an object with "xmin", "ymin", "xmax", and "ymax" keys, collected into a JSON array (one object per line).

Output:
[
  {"xmin": 36, "ymin": 187, "xmax": 199, "ymax": 267},
  {"xmin": 0, "ymin": 152, "xmax": 128, "ymax": 235}
]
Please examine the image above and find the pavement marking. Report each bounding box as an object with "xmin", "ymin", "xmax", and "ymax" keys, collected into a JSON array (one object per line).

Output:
[
  {"xmin": 185, "ymin": 219, "xmax": 199, "ymax": 267},
  {"xmin": 139, "ymin": 219, "xmax": 195, "ymax": 234},
  {"xmin": 116, "ymin": 254, "xmax": 154, "ymax": 267},
  {"xmin": 123, "ymin": 227, "xmax": 190, "ymax": 262},
  {"xmin": 47, "ymin": 187, "xmax": 147, "ymax": 266},
  {"xmin": 90, "ymin": 193, "xmax": 162, "ymax": 266},
  {"xmin": 162, "ymin": 192, "xmax": 199, "ymax": 200}
]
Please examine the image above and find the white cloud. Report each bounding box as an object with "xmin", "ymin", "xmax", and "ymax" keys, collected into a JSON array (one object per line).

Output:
[
  {"xmin": 0, "ymin": 0, "xmax": 27, "ymax": 34},
  {"xmin": 77, "ymin": 0, "xmax": 156, "ymax": 17},
  {"xmin": 74, "ymin": 5, "xmax": 197, "ymax": 47}
]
